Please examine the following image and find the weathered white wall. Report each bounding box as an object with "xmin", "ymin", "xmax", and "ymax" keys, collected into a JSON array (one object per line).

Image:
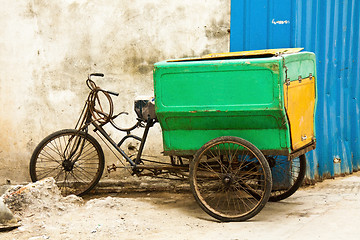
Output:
[{"xmin": 0, "ymin": 0, "xmax": 230, "ymax": 183}]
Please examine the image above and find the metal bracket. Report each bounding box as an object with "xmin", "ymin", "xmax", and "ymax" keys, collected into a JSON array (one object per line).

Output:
[
  {"xmin": 298, "ymin": 75, "xmax": 302, "ymax": 83},
  {"xmin": 285, "ymin": 78, "xmax": 291, "ymax": 86}
]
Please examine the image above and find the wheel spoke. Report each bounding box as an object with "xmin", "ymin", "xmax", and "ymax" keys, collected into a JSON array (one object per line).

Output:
[{"xmin": 36, "ymin": 165, "xmax": 63, "ymax": 179}]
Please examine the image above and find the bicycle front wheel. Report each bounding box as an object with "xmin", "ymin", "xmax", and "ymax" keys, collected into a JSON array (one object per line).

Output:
[{"xmin": 30, "ymin": 129, "xmax": 105, "ymax": 196}]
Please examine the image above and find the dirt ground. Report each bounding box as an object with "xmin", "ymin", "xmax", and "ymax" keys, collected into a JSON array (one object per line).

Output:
[{"xmin": 1, "ymin": 172, "xmax": 360, "ymax": 240}]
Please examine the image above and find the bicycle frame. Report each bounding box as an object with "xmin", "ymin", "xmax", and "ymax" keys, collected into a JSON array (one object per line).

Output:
[
  {"xmin": 73, "ymin": 74, "xmax": 158, "ymax": 175},
  {"xmin": 91, "ymin": 118, "xmax": 156, "ymax": 171}
]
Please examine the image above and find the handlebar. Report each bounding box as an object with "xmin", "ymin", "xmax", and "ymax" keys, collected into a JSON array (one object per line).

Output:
[
  {"xmin": 80, "ymin": 73, "xmax": 145, "ymax": 134},
  {"xmin": 105, "ymin": 90, "xmax": 119, "ymax": 96},
  {"xmin": 89, "ymin": 73, "xmax": 104, "ymax": 78},
  {"xmin": 87, "ymin": 73, "xmax": 119, "ymax": 96}
]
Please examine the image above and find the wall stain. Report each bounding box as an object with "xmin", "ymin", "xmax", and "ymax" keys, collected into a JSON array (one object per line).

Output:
[
  {"xmin": 24, "ymin": 2, "xmax": 38, "ymax": 18},
  {"xmin": 2, "ymin": 1, "xmax": 231, "ymax": 183},
  {"xmin": 119, "ymin": 46, "xmax": 164, "ymax": 75},
  {"xmin": 201, "ymin": 49, "xmax": 212, "ymax": 56},
  {"xmin": 205, "ymin": 19, "xmax": 230, "ymax": 39}
]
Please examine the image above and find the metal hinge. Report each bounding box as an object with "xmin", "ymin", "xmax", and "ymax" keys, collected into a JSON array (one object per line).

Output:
[{"xmin": 285, "ymin": 78, "xmax": 290, "ymax": 86}]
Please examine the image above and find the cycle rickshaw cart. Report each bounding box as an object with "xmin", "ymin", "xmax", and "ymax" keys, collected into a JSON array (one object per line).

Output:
[{"xmin": 30, "ymin": 48, "xmax": 317, "ymax": 222}]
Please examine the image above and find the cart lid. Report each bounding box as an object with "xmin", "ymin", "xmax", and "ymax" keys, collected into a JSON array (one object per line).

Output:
[{"xmin": 167, "ymin": 48, "xmax": 304, "ymax": 62}]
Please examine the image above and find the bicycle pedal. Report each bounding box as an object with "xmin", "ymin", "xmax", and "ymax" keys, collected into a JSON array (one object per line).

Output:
[{"xmin": 107, "ymin": 163, "xmax": 117, "ymax": 173}]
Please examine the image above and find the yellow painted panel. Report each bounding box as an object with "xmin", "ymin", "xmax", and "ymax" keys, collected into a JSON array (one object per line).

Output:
[
  {"xmin": 168, "ymin": 48, "xmax": 304, "ymax": 62},
  {"xmin": 284, "ymin": 76, "xmax": 316, "ymax": 150}
]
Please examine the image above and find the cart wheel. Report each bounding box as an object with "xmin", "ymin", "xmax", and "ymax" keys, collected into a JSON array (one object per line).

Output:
[
  {"xmin": 189, "ymin": 136, "xmax": 272, "ymax": 222},
  {"xmin": 30, "ymin": 129, "xmax": 105, "ymax": 196},
  {"xmin": 267, "ymin": 154, "xmax": 306, "ymax": 202}
]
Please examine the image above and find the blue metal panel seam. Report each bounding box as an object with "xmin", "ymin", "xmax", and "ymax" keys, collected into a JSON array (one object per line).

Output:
[{"xmin": 230, "ymin": 0, "xmax": 360, "ymax": 180}]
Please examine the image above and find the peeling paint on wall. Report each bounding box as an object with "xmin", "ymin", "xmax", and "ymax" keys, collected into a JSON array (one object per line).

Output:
[{"xmin": 0, "ymin": 0, "xmax": 230, "ymax": 183}]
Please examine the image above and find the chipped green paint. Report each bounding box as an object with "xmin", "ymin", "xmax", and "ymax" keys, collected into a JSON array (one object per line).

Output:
[{"xmin": 154, "ymin": 52, "xmax": 316, "ymax": 156}]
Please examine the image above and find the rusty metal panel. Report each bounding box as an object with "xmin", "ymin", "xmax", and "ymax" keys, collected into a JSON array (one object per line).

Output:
[{"xmin": 230, "ymin": 0, "xmax": 360, "ymax": 180}]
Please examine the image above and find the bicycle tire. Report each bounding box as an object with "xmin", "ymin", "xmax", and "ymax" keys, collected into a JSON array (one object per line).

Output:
[
  {"xmin": 189, "ymin": 136, "xmax": 272, "ymax": 222},
  {"xmin": 268, "ymin": 154, "xmax": 306, "ymax": 202},
  {"xmin": 30, "ymin": 129, "xmax": 105, "ymax": 196}
]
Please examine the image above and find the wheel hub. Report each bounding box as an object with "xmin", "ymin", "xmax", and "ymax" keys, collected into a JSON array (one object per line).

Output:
[
  {"xmin": 222, "ymin": 175, "xmax": 233, "ymax": 187},
  {"xmin": 62, "ymin": 160, "xmax": 74, "ymax": 171}
]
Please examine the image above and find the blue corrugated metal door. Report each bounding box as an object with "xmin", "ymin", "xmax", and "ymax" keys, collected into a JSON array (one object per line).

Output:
[{"xmin": 230, "ymin": 0, "xmax": 360, "ymax": 180}]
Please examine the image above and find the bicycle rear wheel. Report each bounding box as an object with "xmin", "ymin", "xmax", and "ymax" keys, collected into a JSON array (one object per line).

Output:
[
  {"xmin": 30, "ymin": 129, "xmax": 105, "ymax": 196},
  {"xmin": 190, "ymin": 136, "xmax": 272, "ymax": 222},
  {"xmin": 267, "ymin": 154, "xmax": 306, "ymax": 202}
]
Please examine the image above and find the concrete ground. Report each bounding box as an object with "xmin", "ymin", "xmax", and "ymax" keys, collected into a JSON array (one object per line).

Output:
[{"xmin": 0, "ymin": 172, "xmax": 359, "ymax": 240}]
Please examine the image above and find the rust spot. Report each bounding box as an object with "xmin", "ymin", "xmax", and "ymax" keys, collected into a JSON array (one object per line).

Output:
[
  {"xmin": 256, "ymin": 63, "xmax": 280, "ymax": 73},
  {"xmin": 190, "ymin": 111, "xmax": 197, "ymax": 113},
  {"xmin": 216, "ymin": 110, "xmax": 221, "ymax": 112},
  {"xmin": 270, "ymin": 63, "xmax": 279, "ymax": 72}
]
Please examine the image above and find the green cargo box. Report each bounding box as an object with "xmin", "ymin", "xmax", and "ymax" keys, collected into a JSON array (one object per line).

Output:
[{"xmin": 153, "ymin": 49, "xmax": 317, "ymax": 158}]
